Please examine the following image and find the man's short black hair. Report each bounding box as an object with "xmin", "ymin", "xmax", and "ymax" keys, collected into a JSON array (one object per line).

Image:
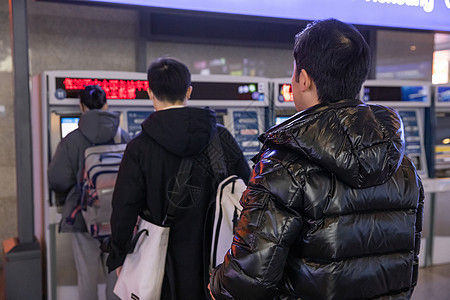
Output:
[
  {"xmin": 80, "ymin": 85, "xmax": 106, "ymax": 109},
  {"xmin": 293, "ymin": 18, "xmax": 371, "ymax": 103},
  {"xmin": 147, "ymin": 58, "xmax": 191, "ymax": 104}
]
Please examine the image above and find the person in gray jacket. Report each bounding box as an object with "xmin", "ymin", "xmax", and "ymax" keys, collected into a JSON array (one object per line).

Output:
[{"xmin": 48, "ymin": 85, "xmax": 130, "ymax": 300}]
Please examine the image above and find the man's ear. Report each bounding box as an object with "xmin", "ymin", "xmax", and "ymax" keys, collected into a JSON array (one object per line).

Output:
[
  {"xmin": 299, "ymin": 69, "xmax": 312, "ymax": 92},
  {"xmin": 147, "ymin": 88, "xmax": 154, "ymax": 100},
  {"xmin": 186, "ymin": 86, "xmax": 193, "ymax": 100}
]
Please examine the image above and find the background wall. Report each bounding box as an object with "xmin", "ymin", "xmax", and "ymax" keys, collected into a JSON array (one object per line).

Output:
[
  {"xmin": 376, "ymin": 29, "xmax": 435, "ymax": 81},
  {"xmin": 146, "ymin": 41, "xmax": 293, "ymax": 78}
]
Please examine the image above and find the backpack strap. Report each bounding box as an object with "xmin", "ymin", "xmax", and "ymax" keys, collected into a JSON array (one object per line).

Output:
[
  {"xmin": 207, "ymin": 129, "xmax": 228, "ymax": 183},
  {"xmin": 114, "ymin": 127, "xmax": 122, "ymax": 144},
  {"xmin": 162, "ymin": 157, "xmax": 194, "ymax": 226}
]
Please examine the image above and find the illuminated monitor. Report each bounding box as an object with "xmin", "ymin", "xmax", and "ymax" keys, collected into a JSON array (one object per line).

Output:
[
  {"xmin": 54, "ymin": 77, "xmax": 149, "ymax": 100},
  {"xmin": 435, "ymin": 111, "xmax": 450, "ymax": 178},
  {"xmin": 437, "ymin": 86, "xmax": 450, "ymax": 103},
  {"xmin": 277, "ymin": 84, "xmax": 293, "ymax": 103},
  {"xmin": 363, "ymin": 86, "xmax": 428, "ymax": 102},
  {"xmin": 190, "ymin": 81, "xmax": 264, "ymax": 101},
  {"xmin": 275, "ymin": 116, "xmax": 290, "ymax": 125},
  {"xmin": 60, "ymin": 116, "xmax": 80, "ymax": 138},
  {"xmin": 37, "ymin": 0, "xmax": 450, "ymax": 32},
  {"xmin": 214, "ymin": 109, "xmax": 227, "ymax": 126}
]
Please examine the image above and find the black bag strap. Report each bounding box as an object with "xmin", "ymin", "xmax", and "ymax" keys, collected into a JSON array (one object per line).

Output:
[
  {"xmin": 207, "ymin": 129, "xmax": 228, "ymax": 183},
  {"xmin": 201, "ymin": 129, "xmax": 229, "ymax": 298},
  {"xmin": 162, "ymin": 157, "xmax": 194, "ymax": 226}
]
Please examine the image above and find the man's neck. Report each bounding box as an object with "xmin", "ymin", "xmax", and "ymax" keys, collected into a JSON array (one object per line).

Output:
[
  {"xmin": 160, "ymin": 105, "xmax": 185, "ymax": 111},
  {"xmin": 154, "ymin": 100, "xmax": 186, "ymax": 111}
]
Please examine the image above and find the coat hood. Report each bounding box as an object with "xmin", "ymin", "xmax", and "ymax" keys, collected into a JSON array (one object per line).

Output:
[
  {"xmin": 260, "ymin": 99, "xmax": 405, "ymax": 189},
  {"xmin": 141, "ymin": 107, "xmax": 217, "ymax": 157},
  {"xmin": 78, "ymin": 109, "xmax": 120, "ymax": 144}
]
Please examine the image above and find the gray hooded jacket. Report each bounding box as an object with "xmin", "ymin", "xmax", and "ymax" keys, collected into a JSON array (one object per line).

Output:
[{"xmin": 48, "ymin": 109, "xmax": 130, "ymax": 232}]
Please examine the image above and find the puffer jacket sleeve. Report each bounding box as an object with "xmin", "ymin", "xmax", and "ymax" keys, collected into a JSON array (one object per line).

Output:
[
  {"xmin": 413, "ymin": 176, "xmax": 425, "ymax": 287},
  {"xmin": 107, "ymin": 141, "xmax": 146, "ymax": 272},
  {"xmin": 48, "ymin": 136, "xmax": 77, "ymax": 196},
  {"xmin": 210, "ymin": 151, "xmax": 303, "ymax": 299}
]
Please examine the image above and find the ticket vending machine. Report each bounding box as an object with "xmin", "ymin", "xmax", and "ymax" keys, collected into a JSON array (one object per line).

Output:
[
  {"xmin": 425, "ymin": 83, "xmax": 450, "ymax": 266},
  {"xmin": 361, "ymin": 80, "xmax": 431, "ymax": 266},
  {"xmin": 31, "ymin": 70, "xmax": 153, "ymax": 300},
  {"xmin": 189, "ymin": 75, "xmax": 269, "ymax": 162},
  {"xmin": 434, "ymin": 84, "xmax": 450, "ymax": 178},
  {"xmin": 271, "ymin": 78, "xmax": 431, "ymax": 179},
  {"xmin": 361, "ymin": 80, "xmax": 430, "ymax": 179},
  {"xmin": 271, "ymin": 78, "xmax": 297, "ymax": 126},
  {"xmin": 31, "ymin": 71, "xmax": 269, "ymax": 299}
]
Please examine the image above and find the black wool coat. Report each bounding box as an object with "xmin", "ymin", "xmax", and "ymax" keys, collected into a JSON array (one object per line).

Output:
[{"xmin": 107, "ymin": 107, "xmax": 251, "ymax": 300}]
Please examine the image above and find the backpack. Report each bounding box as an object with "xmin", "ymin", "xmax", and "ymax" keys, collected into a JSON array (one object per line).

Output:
[
  {"xmin": 207, "ymin": 131, "xmax": 247, "ymax": 269},
  {"xmin": 210, "ymin": 175, "xmax": 246, "ymax": 268},
  {"xmin": 80, "ymin": 142, "xmax": 127, "ymax": 239}
]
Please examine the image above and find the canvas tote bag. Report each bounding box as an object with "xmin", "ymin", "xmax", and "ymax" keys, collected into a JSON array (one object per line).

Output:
[
  {"xmin": 113, "ymin": 218, "xmax": 169, "ymax": 300},
  {"xmin": 113, "ymin": 158, "xmax": 193, "ymax": 300}
]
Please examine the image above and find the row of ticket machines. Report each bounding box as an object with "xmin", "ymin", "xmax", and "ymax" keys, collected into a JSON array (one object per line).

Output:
[{"xmin": 30, "ymin": 71, "xmax": 450, "ymax": 299}]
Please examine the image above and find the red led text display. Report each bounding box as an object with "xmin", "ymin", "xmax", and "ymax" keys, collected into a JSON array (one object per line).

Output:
[
  {"xmin": 279, "ymin": 84, "xmax": 293, "ymax": 102},
  {"xmin": 55, "ymin": 77, "xmax": 149, "ymax": 100}
]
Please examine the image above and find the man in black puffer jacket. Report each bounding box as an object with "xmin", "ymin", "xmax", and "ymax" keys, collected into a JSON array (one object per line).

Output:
[
  {"xmin": 107, "ymin": 58, "xmax": 250, "ymax": 299},
  {"xmin": 209, "ymin": 18, "xmax": 424, "ymax": 300}
]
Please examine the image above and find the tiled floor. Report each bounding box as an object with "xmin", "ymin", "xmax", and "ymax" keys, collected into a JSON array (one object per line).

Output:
[
  {"xmin": 1, "ymin": 264, "xmax": 449, "ymax": 299},
  {"xmin": 412, "ymin": 264, "xmax": 450, "ymax": 299}
]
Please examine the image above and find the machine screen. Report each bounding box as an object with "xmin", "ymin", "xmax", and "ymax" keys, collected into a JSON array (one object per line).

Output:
[
  {"xmin": 214, "ymin": 109, "xmax": 227, "ymax": 126},
  {"xmin": 277, "ymin": 84, "xmax": 293, "ymax": 103},
  {"xmin": 232, "ymin": 110, "xmax": 260, "ymax": 161},
  {"xmin": 55, "ymin": 77, "xmax": 149, "ymax": 100},
  {"xmin": 437, "ymin": 86, "xmax": 450, "ymax": 103},
  {"xmin": 60, "ymin": 116, "xmax": 80, "ymax": 138},
  {"xmin": 363, "ymin": 86, "xmax": 427, "ymax": 102},
  {"xmin": 435, "ymin": 111, "xmax": 450, "ymax": 178},
  {"xmin": 190, "ymin": 82, "xmax": 263, "ymax": 101},
  {"xmin": 398, "ymin": 110, "xmax": 424, "ymax": 173},
  {"xmin": 275, "ymin": 116, "xmax": 290, "ymax": 125},
  {"xmin": 127, "ymin": 111, "xmax": 153, "ymax": 138}
]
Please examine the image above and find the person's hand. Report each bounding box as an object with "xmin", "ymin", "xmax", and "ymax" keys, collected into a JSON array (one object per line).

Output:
[
  {"xmin": 116, "ymin": 266, "xmax": 122, "ymax": 277},
  {"xmin": 208, "ymin": 283, "xmax": 216, "ymax": 300}
]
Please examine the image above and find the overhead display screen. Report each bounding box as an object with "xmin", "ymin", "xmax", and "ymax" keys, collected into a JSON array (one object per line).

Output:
[
  {"xmin": 363, "ymin": 86, "xmax": 428, "ymax": 102},
  {"xmin": 54, "ymin": 0, "xmax": 450, "ymax": 32},
  {"xmin": 55, "ymin": 77, "xmax": 149, "ymax": 100},
  {"xmin": 190, "ymin": 82, "xmax": 264, "ymax": 101}
]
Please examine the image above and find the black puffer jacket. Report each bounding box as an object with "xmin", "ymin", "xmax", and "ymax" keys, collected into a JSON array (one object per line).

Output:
[
  {"xmin": 107, "ymin": 107, "xmax": 250, "ymax": 300},
  {"xmin": 210, "ymin": 99, "xmax": 424, "ymax": 300}
]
